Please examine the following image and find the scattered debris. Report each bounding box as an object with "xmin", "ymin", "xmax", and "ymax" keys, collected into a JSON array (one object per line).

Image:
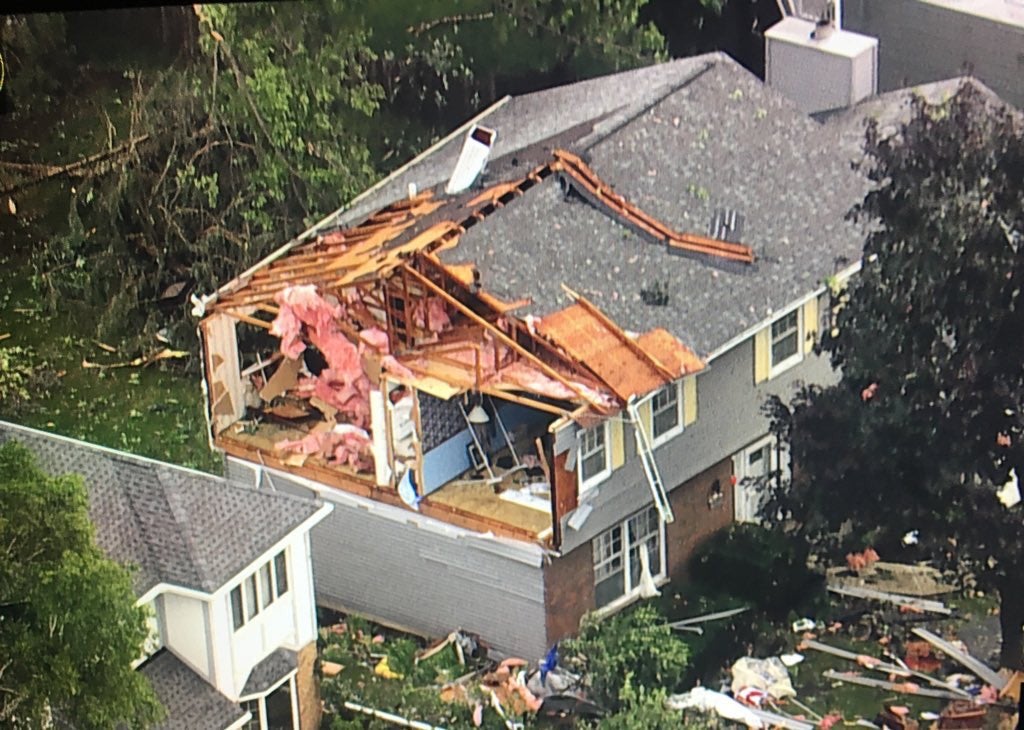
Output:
[
  {"xmin": 846, "ymin": 547, "xmax": 880, "ymax": 573},
  {"xmin": 822, "ymin": 670, "xmax": 967, "ymax": 700},
  {"xmin": 792, "ymin": 618, "xmax": 816, "ymax": 633},
  {"xmin": 343, "ymin": 700, "xmax": 447, "ymax": 730},
  {"xmin": 666, "ymin": 686, "xmax": 763, "ymax": 728},
  {"xmin": 669, "ymin": 605, "xmax": 749, "ymax": 631},
  {"xmin": 731, "ymin": 656, "xmax": 796, "ymax": 700},
  {"xmin": 910, "ymin": 627, "xmax": 1007, "ymax": 690},
  {"xmin": 826, "ymin": 561, "xmax": 955, "ymax": 597},
  {"xmin": 321, "ymin": 660, "xmax": 344, "ymax": 677},
  {"xmin": 827, "ymin": 584, "xmax": 952, "ymax": 615},
  {"xmin": 937, "ymin": 700, "xmax": 986, "ymax": 729}
]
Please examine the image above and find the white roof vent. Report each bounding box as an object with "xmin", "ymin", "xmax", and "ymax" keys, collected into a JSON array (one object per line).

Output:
[{"xmin": 445, "ymin": 125, "xmax": 496, "ymax": 195}]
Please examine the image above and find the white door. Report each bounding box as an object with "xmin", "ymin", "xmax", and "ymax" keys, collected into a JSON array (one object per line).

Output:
[{"xmin": 733, "ymin": 436, "xmax": 775, "ymax": 523}]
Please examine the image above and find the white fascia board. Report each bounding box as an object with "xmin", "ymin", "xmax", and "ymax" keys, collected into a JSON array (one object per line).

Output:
[
  {"xmin": 208, "ymin": 502, "xmax": 334, "ymax": 602},
  {"xmin": 270, "ymin": 466, "xmax": 547, "ymax": 566},
  {"xmin": 135, "ymin": 582, "xmax": 213, "ymax": 607},
  {"xmin": 704, "ymin": 258, "xmax": 863, "ymax": 363},
  {"xmin": 194, "ymin": 96, "xmax": 512, "ymax": 314}
]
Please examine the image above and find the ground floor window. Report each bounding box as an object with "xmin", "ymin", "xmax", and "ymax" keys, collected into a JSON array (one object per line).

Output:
[
  {"xmin": 240, "ymin": 675, "xmax": 298, "ymax": 730},
  {"xmin": 592, "ymin": 504, "xmax": 665, "ymax": 609}
]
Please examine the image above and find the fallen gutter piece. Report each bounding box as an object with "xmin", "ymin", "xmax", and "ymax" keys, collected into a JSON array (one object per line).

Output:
[
  {"xmin": 911, "ymin": 628, "xmax": 1007, "ymax": 690},
  {"xmin": 827, "ymin": 584, "xmax": 952, "ymax": 614},
  {"xmin": 822, "ymin": 671, "xmax": 967, "ymax": 700},
  {"xmin": 801, "ymin": 639, "xmax": 971, "ymax": 697},
  {"xmin": 669, "ymin": 606, "xmax": 750, "ymax": 628},
  {"xmin": 343, "ymin": 700, "xmax": 448, "ymax": 729},
  {"xmin": 749, "ymin": 706, "xmax": 815, "ymax": 730}
]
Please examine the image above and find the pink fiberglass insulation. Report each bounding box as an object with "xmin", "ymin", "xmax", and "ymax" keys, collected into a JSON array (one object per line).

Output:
[
  {"xmin": 410, "ymin": 296, "xmax": 452, "ymax": 334},
  {"xmin": 276, "ymin": 424, "xmax": 373, "ymax": 472}
]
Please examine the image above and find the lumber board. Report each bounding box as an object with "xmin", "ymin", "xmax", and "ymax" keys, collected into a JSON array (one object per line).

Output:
[
  {"xmin": 827, "ymin": 584, "xmax": 952, "ymax": 614},
  {"xmin": 911, "ymin": 628, "xmax": 1006, "ymax": 689},
  {"xmin": 822, "ymin": 671, "xmax": 966, "ymax": 700}
]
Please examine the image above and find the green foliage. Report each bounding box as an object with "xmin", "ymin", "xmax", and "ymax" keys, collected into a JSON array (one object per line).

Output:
[
  {"xmin": 597, "ymin": 685, "xmax": 681, "ymax": 729},
  {"xmin": 562, "ymin": 603, "xmax": 689, "ymax": 713},
  {"xmin": 0, "ymin": 442, "xmax": 163, "ymax": 728},
  {"xmin": 690, "ymin": 523, "xmax": 824, "ymax": 620},
  {"xmin": 0, "ymin": 14, "xmax": 73, "ymax": 116},
  {"xmin": 763, "ymin": 83, "xmax": 1024, "ymax": 668},
  {"xmin": 0, "ymin": 345, "xmax": 59, "ymax": 418}
]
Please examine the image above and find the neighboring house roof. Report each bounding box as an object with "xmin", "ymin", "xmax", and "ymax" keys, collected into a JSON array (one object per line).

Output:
[
  {"xmin": 0, "ymin": 420, "xmax": 325, "ymax": 595},
  {"xmin": 242, "ymin": 648, "xmax": 298, "ymax": 696},
  {"xmin": 821, "ymin": 76, "xmax": 1016, "ymax": 165},
  {"xmin": 140, "ymin": 651, "xmax": 248, "ymax": 730}
]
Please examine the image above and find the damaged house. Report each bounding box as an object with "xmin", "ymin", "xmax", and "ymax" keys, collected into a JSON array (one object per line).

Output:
[{"xmin": 194, "ymin": 52, "xmax": 870, "ymax": 659}]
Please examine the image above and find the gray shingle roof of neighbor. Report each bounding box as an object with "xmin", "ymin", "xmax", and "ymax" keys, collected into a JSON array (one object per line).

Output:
[
  {"xmin": 0, "ymin": 420, "xmax": 326, "ymax": 595},
  {"xmin": 140, "ymin": 650, "xmax": 247, "ymax": 730},
  {"xmin": 242, "ymin": 648, "xmax": 298, "ymax": 696},
  {"xmin": 433, "ymin": 54, "xmax": 870, "ymax": 355},
  {"xmin": 820, "ymin": 76, "xmax": 1016, "ymax": 167}
]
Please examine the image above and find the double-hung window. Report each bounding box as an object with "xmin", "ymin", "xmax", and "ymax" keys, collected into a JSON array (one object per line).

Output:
[
  {"xmin": 769, "ymin": 309, "xmax": 802, "ymax": 376},
  {"xmin": 592, "ymin": 505, "xmax": 665, "ymax": 609},
  {"xmin": 650, "ymin": 382, "xmax": 683, "ymax": 446},
  {"xmin": 230, "ymin": 549, "xmax": 290, "ymax": 632},
  {"xmin": 578, "ymin": 422, "xmax": 611, "ymax": 492}
]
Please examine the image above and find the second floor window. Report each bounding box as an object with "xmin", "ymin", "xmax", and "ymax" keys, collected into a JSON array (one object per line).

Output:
[
  {"xmin": 770, "ymin": 309, "xmax": 801, "ymax": 373},
  {"xmin": 578, "ymin": 423, "xmax": 610, "ymax": 492},
  {"xmin": 650, "ymin": 383, "xmax": 682, "ymax": 444},
  {"xmin": 231, "ymin": 549, "xmax": 290, "ymax": 632}
]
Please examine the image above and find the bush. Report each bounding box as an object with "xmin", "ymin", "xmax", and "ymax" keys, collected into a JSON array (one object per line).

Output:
[
  {"xmin": 562, "ymin": 603, "xmax": 690, "ymax": 714},
  {"xmin": 690, "ymin": 523, "xmax": 825, "ymax": 620}
]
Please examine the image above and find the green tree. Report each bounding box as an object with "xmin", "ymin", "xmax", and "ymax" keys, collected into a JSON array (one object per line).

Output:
[
  {"xmin": 33, "ymin": 1, "xmax": 665, "ymax": 353},
  {"xmin": 562, "ymin": 603, "xmax": 689, "ymax": 714},
  {"xmin": 763, "ymin": 83, "xmax": 1024, "ymax": 669},
  {"xmin": 0, "ymin": 442, "xmax": 163, "ymax": 728}
]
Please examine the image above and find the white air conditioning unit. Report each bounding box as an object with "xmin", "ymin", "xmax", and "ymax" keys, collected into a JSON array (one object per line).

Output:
[{"xmin": 765, "ymin": 16, "xmax": 878, "ymax": 114}]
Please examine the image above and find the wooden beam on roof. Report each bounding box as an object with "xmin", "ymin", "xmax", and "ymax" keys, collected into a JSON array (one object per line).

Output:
[
  {"xmin": 402, "ymin": 264, "xmax": 612, "ymax": 413},
  {"xmin": 562, "ymin": 284, "xmax": 677, "ymax": 382},
  {"xmin": 223, "ymin": 309, "xmax": 274, "ymax": 330}
]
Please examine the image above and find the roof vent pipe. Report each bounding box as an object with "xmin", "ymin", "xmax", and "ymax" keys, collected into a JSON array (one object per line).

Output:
[{"xmin": 445, "ymin": 125, "xmax": 497, "ymax": 195}]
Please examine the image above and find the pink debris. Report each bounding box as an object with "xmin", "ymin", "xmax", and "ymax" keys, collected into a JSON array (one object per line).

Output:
[
  {"xmin": 861, "ymin": 382, "xmax": 879, "ymax": 401},
  {"xmin": 472, "ymin": 703, "xmax": 483, "ymax": 727},
  {"xmin": 359, "ymin": 327, "xmax": 391, "ymax": 353},
  {"xmin": 410, "ymin": 297, "xmax": 452, "ymax": 334},
  {"xmin": 381, "ymin": 355, "xmax": 415, "ymax": 380},
  {"xmin": 275, "ymin": 425, "xmax": 372, "ymax": 472},
  {"xmin": 846, "ymin": 547, "xmax": 880, "ymax": 573},
  {"xmin": 819, "ymin": 713, "xmax": 842, "ymax": 729}
]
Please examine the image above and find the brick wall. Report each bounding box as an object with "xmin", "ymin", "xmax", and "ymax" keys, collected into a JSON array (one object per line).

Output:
[
  {"xmin": 665, "ymin": 456, "xmax": 734, "ymax": 579},
  {"xmin": 295, "ymin": 641, "xmax": 321, "ymax": 730},
  {"xmin": 543, "ymin": 542, "xmax": 595, "ymax": 651}
]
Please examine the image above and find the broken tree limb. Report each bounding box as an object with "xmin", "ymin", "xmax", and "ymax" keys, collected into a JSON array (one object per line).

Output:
[
  {"xmin": 81, "ymin": 348, "xmax": 189, "ymax": 370},
  {"xmin": 822, "ymin": 670, "xmax": 966, "ymax": 700},
  {"xmin": 827, "ymin": 584, "xmax": 952, "ymax": 614},
  {"xmin": 0, "ymin": 135, "xmax": 150, "ymax": 197},
  {"xmin": 801, "ymin": 639, "xmax": 971, "ymax": 697},
  {"xmin": 911, "ymin": 628, "xmax": 1007, "ymax": 690}
]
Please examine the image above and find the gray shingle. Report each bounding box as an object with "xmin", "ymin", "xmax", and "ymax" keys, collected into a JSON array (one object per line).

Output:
[
  {"xmin": 437, "ymin": 55, "xmax": 869, "ymax": 354},
  {"xmin": 241, "ymin": 648, "xmax": 297, "ymax": 696},
  {"xmin": 0, "ymin": 421, "xmax": 324, "ymax": 594},
  {"xmin": 139, "ymin": 650, "xmax": 247, "ymax": 730}
]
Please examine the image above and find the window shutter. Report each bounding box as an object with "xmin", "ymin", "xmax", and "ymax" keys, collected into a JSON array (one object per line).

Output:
[
  {"xmin": 803, "ymin": 295, "xmax": 819, "ymax": 354},
  {"xmin": 610, "ymin": 418, "xmax": 625, "ymax": 470},
  {"xmin": 753, "ymin": 328, "xmax": 771, "ymax": 384},
  {"xmin": 637, "ymin": 400, "xmax": 653, "ymax": 442},
  {"xmin": 683, "ymin": 376, "xmax": 698, "ymax": 426}
]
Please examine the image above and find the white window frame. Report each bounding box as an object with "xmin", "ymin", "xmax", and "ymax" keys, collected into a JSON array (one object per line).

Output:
[
  {"xmin": 230, "ymin": 549, "xmax": 290, "ymax": 632},
  {"xmin": 240, "ymin": 675, "xmax": 300, "ymax": 730},
  {"xmin": 578, "ymin": 421, "xmax": 611, "ymax": 493},
  {"xmin": 733, "ymin": 435, "xmax": 790, "ymax": 523},
  {"xmin": 592, "ymin": 505, "xmax": 667, "ymax": 613},
  {"xmin": 768, "ymin": 307, "xmax": 803, "ymax": 378},
  {"xmin": 649, "ymin": 381, "xmax": 684, "ymax": 447}
]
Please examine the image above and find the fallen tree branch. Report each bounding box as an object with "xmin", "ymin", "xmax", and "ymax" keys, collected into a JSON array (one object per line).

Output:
[{"xmin": 0, "ymin": 135, "xmax": 151, "ymax": 196}]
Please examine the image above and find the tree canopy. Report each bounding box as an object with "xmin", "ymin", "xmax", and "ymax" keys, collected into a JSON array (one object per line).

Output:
[
  {"xmin": 763, "ymin": 83, "xmax": 1024, "ymax": 668},
  {"xmin": 0, "ymin": 442, "xmax": 163, "ymax": 729},
  {"xmin": 27, "ymin": 1, "xmax": 665, "ymax": 353}
]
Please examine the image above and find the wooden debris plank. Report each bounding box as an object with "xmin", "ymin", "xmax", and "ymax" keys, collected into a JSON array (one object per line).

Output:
[
  {"xmin": 669, "ymin": 606, "xmax": 749, "ymax": 628},
  {"xmin": 827, "ymin": 584, "xmax": 952, "ymax": 614},
  {"xmin": 801, "ymin": 639, "xmax": 971, "ymax": 696},
  {"xmin": 748, "ymin": 707, "xmax": 815, "ymax": 730},
  {"xmin": 822, "ymin": 670, "xmax": 965, "ymax": 700},
  {"xmin": 911, "ymin": 628, "xmax": 1006, "ymax": 690}
]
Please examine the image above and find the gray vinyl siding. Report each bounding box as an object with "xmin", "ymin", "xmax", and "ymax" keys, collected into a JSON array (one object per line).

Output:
[
  {"xmin": 843, "ymin": 0, "xmax": 1024, "ymax": 109},
  {"xmin": 559, "ymin": 296, "xmax": 839, "ymax": 553},
  {"xmin": 235, "ymin": 462, "xmax": 549, "ymax": 659}
]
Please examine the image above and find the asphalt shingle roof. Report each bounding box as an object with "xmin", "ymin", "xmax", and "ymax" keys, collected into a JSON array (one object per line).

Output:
[
  {"xmin": 436, "ymin": 54, "xmax": 869, "ymax": 354},
  {"xmin": 242, "ymin": 648, "xmax": 298, "ymax": 696},
  {"xmin": 140, "ymin": 651, "xmax": 247, "ymax": 730},
  {"xmin": 0, "ymin": 421, "xmax": 325, "ymax": 595}
]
